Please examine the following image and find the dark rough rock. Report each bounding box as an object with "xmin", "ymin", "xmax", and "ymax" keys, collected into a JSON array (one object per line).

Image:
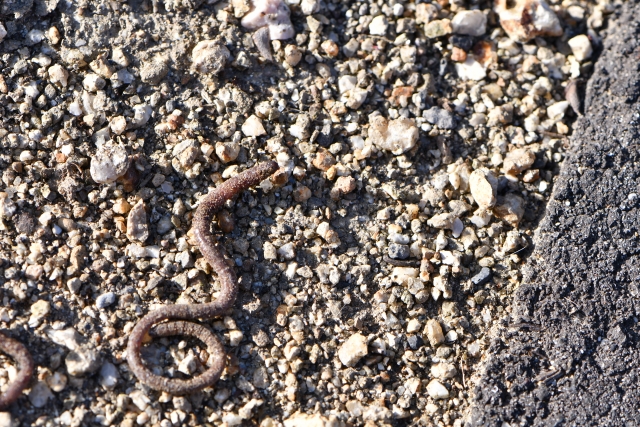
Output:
[{"xmin": 469, "ymin": 2, "xmax": 640, "ymax": 426}]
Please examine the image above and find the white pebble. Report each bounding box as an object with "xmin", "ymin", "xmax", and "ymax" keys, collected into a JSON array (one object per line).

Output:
[
  {"xmin": 451, "ymin": 10, "xmax": 486, "ymax": 36},
  {"xmin": 89, "ymin": 143, "xmax": 130, "ymax": 184},
  {"xmin": 568, "ymin": 34, "xmax": 593, "ymax": 62},
  {"xmin": 99, "ymin": 362, "xmax": 119, "ymax": 389},
  {"xmin": 241, "ymin": 0, "xmax": 295, "ymax": 40},
  {"xmin": 368, "ymin": 116, "xmax": 418, "ymax": 155},
  {"xmin": 455, "ymin": 57, "xmax": 487, "ymax": 81},
  {"xmin": 338, "ymin": 333, "xmax": 368, "ymax": 367},
  {"xmin": 228, "ymin": 330, "xmax": 244, "ymax": 346},
  {"xmin": 68, "ymin": 101, "xmax": 83, "ymax": 116},
  {"xmin": 178, "ymin": 353, "xmax": 197, "ymax": 375},
  {"xmin": 83, "ymin": 73, "xmax": 106, "ymax": 92},
  {"xmin": 48, "ymin": 64, "xmax": 69, "ymax": 87},
  {"xmin": 109, "ymin": 116, "xmax": 127, "ymax": 135},
  {"xmin": 277, "ymin": 242, "xmax": 296, "ymax": 260},
  {"xmin": 369, "ymin": 15, "xmax": 389, "ymax": 36},
  {"xmin": 451, "ymin": 218, "xmax": 464, "ymax": 238},
  {"xmin": 191, "ymin": 40, "xmax": 230, "ymax": 75},
  {"xmin": 241, "ymin": 115, "xmax": 266, "ymax": 137},
  {"xmin": 28, "ymin": 381, "xmax": 53, "ymax": 408},
  {"xmin": 426, "ymin": 380, "xmax": 450, "ymax": 400}
]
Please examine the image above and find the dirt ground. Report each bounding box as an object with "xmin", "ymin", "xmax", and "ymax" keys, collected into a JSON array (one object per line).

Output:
[{"xmin": 0, "ymin": 0, "xmax": 620, "ymax": 425}]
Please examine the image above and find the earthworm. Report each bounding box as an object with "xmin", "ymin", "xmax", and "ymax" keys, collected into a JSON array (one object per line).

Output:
[
  {"xmin": 126, "ymin": 161, "xmax": 278, "ymax": 394},
  {"xmin": 0, "ymin": 332, "xmax": 34, "ymax": 408}
]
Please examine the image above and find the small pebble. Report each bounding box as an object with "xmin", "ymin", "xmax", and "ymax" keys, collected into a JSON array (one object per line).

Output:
[
  {"xmin": 66, "ymin": 345, "xmax": 102, "ymax": 376},
  {"xmin": 471, "ymin": 267, "xmax": 492, "ymax": 286},
  {"xmin": 469, "ymin": 169, "xmax": 498, "ymax": 209},
  {"xmin": 127, "ymin": 200, "xmax": 149, "ymax": 242},
  {"xmin": 368, "ymin": 116, "xmax": 419, "ymax": 155},
  {"xmin": 99, "ymin": 362, "xmax": 119, "ymax": 389},
  {"xmin": 451, "ymin": 10, "xmax": 487, "ymax": 36},
  {"xmin": 426, "ymin": 380, "xmax": 450, "ymax": 400},
  {"xmin": 388, "ymin": 243, "xmax": 410, "ymax": 260},
  {"xmin": 96, "ymin": 292, "xmax": 117, "ymax": 309},
  {"xmin": 90, "ymin": 143, "xmax": 130, "ymax": 184},
  {"xmin": 425, "ymin": 319, "xmax": 444, "ymax": 347},
  {"xmin": 241, "ymin": 115, "xmax": 266, "ymax": 137},
  {"xmin": 568, "ymin": 34, "xmax": 593, "ymax": 62},
  {"xmin": 369, "ymin": 15, "xmax": 389, "ymax": 36},
  {"xmin": 192, "ymin": 40, "xmax": 231, "ymax": 75},
  {"xmin": 338, "ymin": 333, "xmax": 368, "ymax": 367},
  {"xmin": 28, "ymin": 382, "xmax": 54, "ymax": 408}
]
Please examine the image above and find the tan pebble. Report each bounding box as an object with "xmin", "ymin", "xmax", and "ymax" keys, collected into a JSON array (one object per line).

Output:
[
  {"xmin": 330, "ymin": 176, "xmax": 356, "ymax": 200},
  {"xmin": 321, "ymin": 40, "xmax": 339, "ymax": 57},
  {"xmin": 270, "ymin": 169, "xmax": 288, "ymax": 187},
  {"xmin": 503, "ymin": 148, "xmax": 535, "ymax": 175},
  {"xmin": 293, "ymin": 186, "xmax": 311, "ymax": 202},
  {"xmin": 113, "ymin": 198, "xmax": 131, "ymax": 215},
  {"xmin": 25, "ymin": 265, "xmax": 44, "ymax": 281},
  {"xmin": 126, "ymin": 200, "xmax": 149, "ymax": 242},
  {"xmin": 338, "ymin": 333, "xmax": 368, "ymax": 367},
  {"xmin": 389, "ymin": 86, "xmax": 413, "ymax": 107},
  {"xmin": 114, "ymin": 217, "xmax": 126, "ymax": 233},
  {"xmin": 46, "ymin": 26, "xmax": 61, "ymax": 45},
  {"xmin": 312, "ymin": 148, "xmax": 336, "ymax": 171},
  {"xmin": 522, "ymin": 169, "xmax": 539, "ymax": 183},
  {"xmin": 493, "ymin": 194, "xmax": 525, "ymax": 227},
  {"xmin": 451, "ymin": 47, "xmax": 467, "ymax": 62},
  {"xmin": 284, "ymin": 45, "xmax": 302, "ymax": 67},
  {"xmin": 215, "ymin": 141, "xmax": 240, "ymax": 163},
  {"xmin": 425, "ymin": 319, "xmax": 444, "ymax": 347},
  {"xmin": 469, "ymin": 168, "xmax": 498, "ymax": 209}
]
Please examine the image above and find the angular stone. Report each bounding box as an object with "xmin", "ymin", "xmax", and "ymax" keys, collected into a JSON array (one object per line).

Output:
[
  {"xmin": 424, "ymin": 19, "xmax": 452, "ymax": 38},
  {"xmin": 369, "ymin": 15, "xmax": 389, "ymax": 36},
  {"xmin": 568, "ymin": 34, "xmax": 593, "ymax": 62},
  {"xmin": 426, "ymin": 380, "xmax": 450, "ymax": 399},
  {"xmin": 423, "ymin": 107, "xmax": 456, "ymax": 129},
  {"xmin": 503, "ymin": 148, "xmax": 535, "ymax": 175},
  {"xmin": 330, "ymin": 176, "xmax": 356, "ymax": 200},
  {"xmin": 127, "ymin": 200, "xmax": 149, "ymax": 242},
  {"xmin": 66, "ymin": 345, "xmax": 101, "ymax": 376},
  {"xmin": 471, "ymin": 267, "xmax": 492, "ymax": 285},
  {"xmin": 431, "ymin": 363, "xmax": 458, "ymax": 379},
  {"xmin": 241, "ymin": 115, "xmax": 266, "ymax": 137},
  {"xmin": 494, "ymin": 193, "xmax": 525, "ymax": 226},
  {"xmin": 338, "ymin": 333, "xmax": 368, "ymax": 367},
  {"xmin": 495, "ymin": 0, "xmax": 563, "ymax": 43},
  {"xmin": 368, "ymin": 115, "xmax": 419, "ymax": 155},
  {"xmin": 425, "ymin": 319, "xmax": 444, "ymax": 347},
  {"xmin": 451, "ymin": 10, "xmax": 487, "ymax": 36},
  {"xmin": 469, "ymin": 168, "xmax": 498, "ymax": 209}
]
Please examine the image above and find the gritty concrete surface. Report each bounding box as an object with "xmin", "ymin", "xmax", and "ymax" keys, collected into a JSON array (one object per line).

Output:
[{"xmin": 469, "ymin": 1, "xmax": 640, "ymax": 426}]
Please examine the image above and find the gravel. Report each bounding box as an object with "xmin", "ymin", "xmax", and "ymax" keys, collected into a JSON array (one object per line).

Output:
[{"xmin": 0, "ymin": 0, "xmax": 615, "ymax": 424}]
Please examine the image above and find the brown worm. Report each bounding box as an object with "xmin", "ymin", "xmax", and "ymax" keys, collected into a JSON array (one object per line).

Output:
[
  {"xmin": 0, "ymin": 332, "xmax": 34, "ymax": 408},
  {"xmin": 126, "ymin": 161, "xmax": 278, "ymax": 394}
]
